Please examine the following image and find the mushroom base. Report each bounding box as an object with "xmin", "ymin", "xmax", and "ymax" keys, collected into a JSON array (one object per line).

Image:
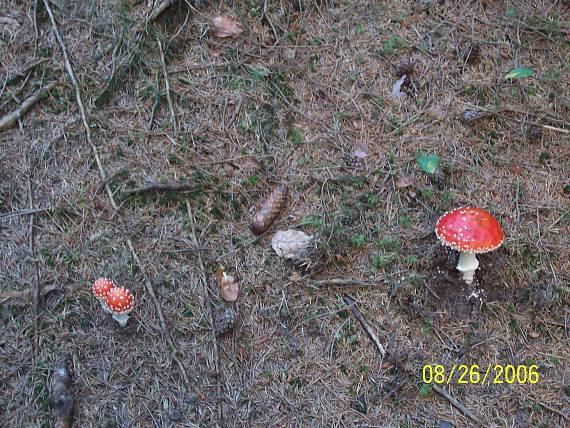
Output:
[
  {"xmin": 111, "ymin": 312, "xmax": 131, "ymax": 327},
  {"xmin": 457, "ymin": 251, "xmax": 479, "ymax": 285}
]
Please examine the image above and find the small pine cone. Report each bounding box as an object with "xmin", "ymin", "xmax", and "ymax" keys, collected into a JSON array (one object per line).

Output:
[
  {"xmin": 429, "ymin": 167, "xmax": 445, "ymax": 189},
  {"xmin": 214, "ymin": 308, "xmax": 237, "ymax": 336},
  {"xmin": 250, "ymin": 185, "xmax": 288, "ymax": 235},
  {"xmin": 344, "ymin": 150, "xmax": 368, "ymax": 172}
]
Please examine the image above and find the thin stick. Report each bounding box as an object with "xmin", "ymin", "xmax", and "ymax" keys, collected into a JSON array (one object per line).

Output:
[
  {"xmin": 27, "ymin": 175, "xmax": 41, "ymax": 358},
  {"xmin": 43, "ymin": 0, "xmax": 188, "ymax": 387},
  {"xmin": 431, "ymin": 384, "xmax": 483, "ymax": 425},
  {"xmin": 41, "ymin": 0, "xmax": 117, "ymax": 209},
  {"xmin": 535, "ymin": 400, "xmax": 569, "ymax": 422},
  {"xmin": 0, "ymin": 80, "xmax": 57, "ymax": 131},
  {"xmin": 122, "ymin": 182, "xmax": 200, "ymax": 196},
  {"xmin": 127, "ymin": 240, "xmax": 190, "ymax": 386},
  {"xmin": 342, "ymin": 294, "xmax": 386, "ymax": 358},
  {"xmin": 186, "ymin": 200, "xmax": 224, "ymax": 426},
  {"xmin": 156, "ymin": 38, "xmax": 178, "ymax": 132},
  {"xmin": 457, "ymin": 101, "xmax": 569, "ymax": 134},
  {"xmin": 311, "ymin": 278, "xmax": 373, "ymax": 287},
  {"xmin": 0, "ymin": 207, "xmax": 50, "ymax": 220}
]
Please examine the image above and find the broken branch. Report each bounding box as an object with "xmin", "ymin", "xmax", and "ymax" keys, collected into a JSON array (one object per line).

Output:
[
  {"xmin": 122, "ymin": 182, "xmax": 201, "ymax": 196},
  {"xmin": 0, "ymin": 80, "xmax": 57, "ymax": 131},
  {"xmin": 342, "ymin": 294, "xmax": 386, "ymax": 358}
]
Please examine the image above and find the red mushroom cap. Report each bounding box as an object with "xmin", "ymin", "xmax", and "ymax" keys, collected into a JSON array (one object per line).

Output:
[
  {"xmin": 435, "ymin": 207, "xmax": 504, "ymax": 253},
  {"xmin": 105, "ymin": 287, "xmax": 134, "ymax": 315},
  {"xmin": 92, "ymin": 278, "xmax": 114, "ymax": 298}
]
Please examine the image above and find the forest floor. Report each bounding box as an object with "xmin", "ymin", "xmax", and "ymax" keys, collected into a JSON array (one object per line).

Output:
[{"xmin": 1, "ymin": 0, "xmax": 569, "ymax": 427}]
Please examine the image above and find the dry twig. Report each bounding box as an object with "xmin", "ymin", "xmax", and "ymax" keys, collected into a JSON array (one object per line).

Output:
[
  {"xmin": 431, "ymin": 384, "xmax": 483, "ymax": 425},
  {"xmin": 311, "ymin": 278, "xmax": 373, "ymax": 287},
  {"xmin": 0, "ymin": 80, "xmax": 57, "ymax": 131},
  {"xmin": 27, "ymin": 175, "xmax": 41, "ymax": 357},
  {"xmin": 457, "ymin": 101, "xmax": 569, "ymax": 134},
  {"xmin": 342, "ymin": 294, "xmax": 386, "ymax": 358},
  {"xmin": 122, "ymin": 182, "xmax": 200, "ymax": 196},
  {"xmin": 156, "ymin": 37, "xmax": 178, "ymax": 132}
]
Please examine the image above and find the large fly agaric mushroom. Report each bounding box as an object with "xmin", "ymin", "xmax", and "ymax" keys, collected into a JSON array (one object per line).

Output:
[
  {"xmin": 435, "ymin": 207, "xmax": 504, "ymax": 284},
  {"xmin": 92, "ymin": 278, "xmax": 114, "ymax": 312},
  {"xmin": 105, "ymin": 287, "xmax": 134, "ymax": 327}
]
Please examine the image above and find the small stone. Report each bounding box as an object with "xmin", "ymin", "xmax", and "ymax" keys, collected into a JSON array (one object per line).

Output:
[
  {"xmin": 214, "ymin": 307, "xmax": 237, "ymax": 336},
  {"xmin": 437, "ymin": 421, "xmax": 454, "ymax": 428},
  {"xmin": 528, "ymin": 331, "xmax": 540, "ymax": 339}
]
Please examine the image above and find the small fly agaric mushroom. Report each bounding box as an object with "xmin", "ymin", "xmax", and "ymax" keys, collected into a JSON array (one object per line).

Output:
[
  {"xmin": 435, "ymin": 207, "xmax": 504, "ymax": 284},
  {"xmin": 105, "ymin": 287, "xmax": 134, "ymax": 327},
  {"xmin": 92, "ymin": 278, "xmax": 114, "ymax": 312}
]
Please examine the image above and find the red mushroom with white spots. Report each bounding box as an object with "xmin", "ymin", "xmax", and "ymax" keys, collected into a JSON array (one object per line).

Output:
[
  {"xmin": 435, "ymin": 207, "xmax": 504, "ymax": 284},
  {"xmin": 92, "ymin": 278, "xmax": 114, "ymax": 312},
  {"xmin": 105, "ymin": 287, "xmax": 134, "ymax": 327}
]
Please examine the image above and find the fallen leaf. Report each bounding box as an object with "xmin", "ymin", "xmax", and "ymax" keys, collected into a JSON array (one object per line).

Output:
[
  {"xmin": 211, "ymin": 15, "xmax": 243, "ymax": 38},
  {"xmin": 216, "ymin": 269, "xmax": 239, "ymax": 302},
  {"xmin": 416, "ymin": 154, "xmax": 439, "ymax": 174},
  {"xmin": 505, "ymin": 67, "xmax": 534, "ymax": 79},
  {"xmin": 271, "ymin": 229, "xmax": 313, "ymax": 259},
  {"xmin": 510, "ymin": 165, "xmax": 522, "ymax": 175}
]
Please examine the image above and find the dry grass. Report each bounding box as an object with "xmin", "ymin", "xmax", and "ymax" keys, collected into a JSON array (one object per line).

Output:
[{"xmin": 1, "ymin": 0, "xmax": 569, "ymax": 427}]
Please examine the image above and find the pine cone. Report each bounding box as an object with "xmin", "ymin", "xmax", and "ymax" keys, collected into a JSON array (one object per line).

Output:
[
  {"xmin": 250, "ymin": 185, "xmax": 288, "ymax": 235},
  {"xmin": 214, "ymin": 307, "xmax": 237, "ymax": 336},
  {"xmin": 344, "ymin": 150, "xmax": 368, "ymax": 172}
]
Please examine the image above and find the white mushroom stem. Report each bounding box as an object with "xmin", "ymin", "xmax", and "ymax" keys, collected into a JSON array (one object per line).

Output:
[
  {"xmin": 112, "ymin": 312, "xmax": 130, "ymax": 327},
  {"xmin": 457, "ymin": 251, "xmax": 479, "ymax": 285}
]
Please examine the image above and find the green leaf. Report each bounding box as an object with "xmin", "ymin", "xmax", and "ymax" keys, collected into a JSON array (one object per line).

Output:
[
  {"xmin": 416, "ymin": 154, "xmax": 439, "ymax": 174},
  {"xmin": 504, "ymin": 68, "xmax": 534, "ymax": 79}
]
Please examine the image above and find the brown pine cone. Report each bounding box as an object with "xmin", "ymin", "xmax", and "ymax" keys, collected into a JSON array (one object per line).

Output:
[
  {"xmin": 344, "ymin": 150, "xmax": 368, "ymax": 172},
  {"xmin": 214, "ymin": 307, "xmax": 237, "ymax": 336},
  {"xmin": 250, "ymin": 185, "xmax": 288, "ymax": 235}
]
